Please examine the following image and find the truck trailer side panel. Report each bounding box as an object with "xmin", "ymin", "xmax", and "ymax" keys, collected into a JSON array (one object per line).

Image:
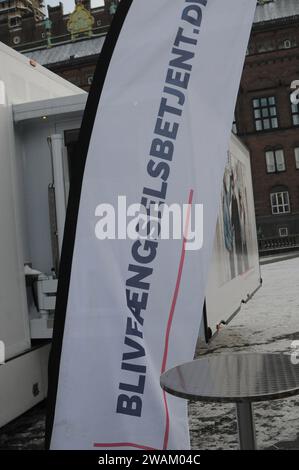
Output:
[
  {"xmin": 205, "ymin": 134, "xmax": 261, "ymax": 337},
  {"xmin": 0, "ymin": 42, "xmax": 84, "ymax": 360}
]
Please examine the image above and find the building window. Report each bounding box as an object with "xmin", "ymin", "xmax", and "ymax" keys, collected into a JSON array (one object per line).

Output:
[
  {"xmin": 9, "ymin": 16, "xmax": 21, "ymax": 28},
  {"xmin": 13, "ymin": 36, "xmax": 20, "ymax": 45},
  {"xmin": 291, "ymin": 102, "xmax": 299, "ymax": 125},
  {"xmin": 270, "ymin": 191, "xmax": 290, "ymax": 215},
  {"xmin": 253, "ymin": 96, "xmax": 278, "ymax": 131},
  {"xmin": 70, "ymin": 76, "xmax": 80, "ymax": 86},
  {"xmin": 265, "ymin": 149, "xmax": 285, "ymax": 173},
  {"xmin": 257, "ymin": 41, "xmax": 275, "ymax": 53},
  {"xmin": 232, "ymin": 113, "xmax": 237, "ymax": 134},
  {"xmin": 294, "ymin": 148, "xmax": 299, "ymax": 169},
  {"xmin": 279, "ymin": 227, "xmax": 288, "ymax": 237},
  {"xmin": 283, "ymin": 39, "xmax": 292, "ymax": 49}
]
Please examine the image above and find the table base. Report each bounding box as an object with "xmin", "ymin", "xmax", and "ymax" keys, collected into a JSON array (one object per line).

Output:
[{"xmin": 236, "ymin": 402, "xmax": 256, "ymax": 450}]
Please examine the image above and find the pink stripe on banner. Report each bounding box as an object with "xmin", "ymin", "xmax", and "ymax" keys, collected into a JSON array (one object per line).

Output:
[
  {"xmin": 161, "ymin": 189, "xmax": 194, "ymax": 450},
  {"xmin": 94, "ymin": 442, "xmax": 156, "ymax": 450}
]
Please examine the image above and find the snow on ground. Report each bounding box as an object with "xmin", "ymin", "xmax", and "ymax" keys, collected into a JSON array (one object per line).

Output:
[
  {"xmin": 190, "ymin": 256, "xmax": 299, "ymax": 450},
  {"xmin": 0, "ymin": 256, "xmax": 298, "ymax": 449}
]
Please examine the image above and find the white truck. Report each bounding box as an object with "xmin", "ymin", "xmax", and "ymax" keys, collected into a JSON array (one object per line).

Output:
[
  {"xmin": 0, "ymin": 42, "xmax": 84, "ymax": 428},
  {"xmin": 0, "ymin": 42, "xmax": 261, "ymax": 428}
]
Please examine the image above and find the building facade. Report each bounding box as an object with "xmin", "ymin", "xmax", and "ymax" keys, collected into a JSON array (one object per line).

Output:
[
  {"xmin": 0, "ymin": 0, "xmax": 299, "ymax": 250},
  {"xmin": 0, "ymin": 0, "xmax": 44, "ymax": 32},
  {"xmin": 0, "ymin": 1, "xmax": 117, "ymax": 90},
  {"xmin": 0, "ymin": 0, "xmax": 44, "ymax": 46},
  {"xmin": 237, "ymin": 0, "xmax": 299, "ymax": 251}
]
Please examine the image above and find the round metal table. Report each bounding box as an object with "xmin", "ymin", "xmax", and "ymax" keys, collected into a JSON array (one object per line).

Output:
[{"xmin": 160, "ymin": 353, "xmax": 299, "ymax": 450}]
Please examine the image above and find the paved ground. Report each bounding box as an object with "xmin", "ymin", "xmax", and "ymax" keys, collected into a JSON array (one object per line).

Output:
[
  {"xmin": 0, "ymin": 256, "xmax": 298, "ymax": 450},
  {"xmin": 190, "ymin": 256, "xmax": 299, "ymax": 450},
  {"xmin": 0, "ymin": 401, "xmax": 45, "ymax": 450}
]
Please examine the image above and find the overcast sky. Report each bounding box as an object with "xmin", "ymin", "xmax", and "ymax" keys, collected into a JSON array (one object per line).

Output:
[{"xmin": 46, "ymin": 0, "xmax": 105, "ymax": 15}]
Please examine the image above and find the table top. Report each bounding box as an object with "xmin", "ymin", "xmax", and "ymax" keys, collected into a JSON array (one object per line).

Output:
[{"xmin": 160, "ymin": 353, "xmax": 299, "ymax": 403}]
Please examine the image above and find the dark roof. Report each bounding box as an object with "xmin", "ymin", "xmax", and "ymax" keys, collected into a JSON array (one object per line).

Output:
[
  {"xmin": 23, "ymin": 35, "xmax": 105, "ymax": 66},
  {"xmin": 254, "ymin": 0, "xmax": 299, "ymax": 23}
]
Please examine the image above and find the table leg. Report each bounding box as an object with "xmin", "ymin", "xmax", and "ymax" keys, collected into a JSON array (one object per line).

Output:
[{"xmin": 235, "ymin": 402, "xmax": 256, "ymax": 450}]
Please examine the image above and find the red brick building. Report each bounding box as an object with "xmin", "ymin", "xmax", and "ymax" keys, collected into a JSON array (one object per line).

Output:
[
  {"xmin": 0, "ymin": 1, "xmax": 116, "ymax": 90},
  {"xmin": 237, "ymin": 0, "xmax": 299, "ymax": 250}
]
